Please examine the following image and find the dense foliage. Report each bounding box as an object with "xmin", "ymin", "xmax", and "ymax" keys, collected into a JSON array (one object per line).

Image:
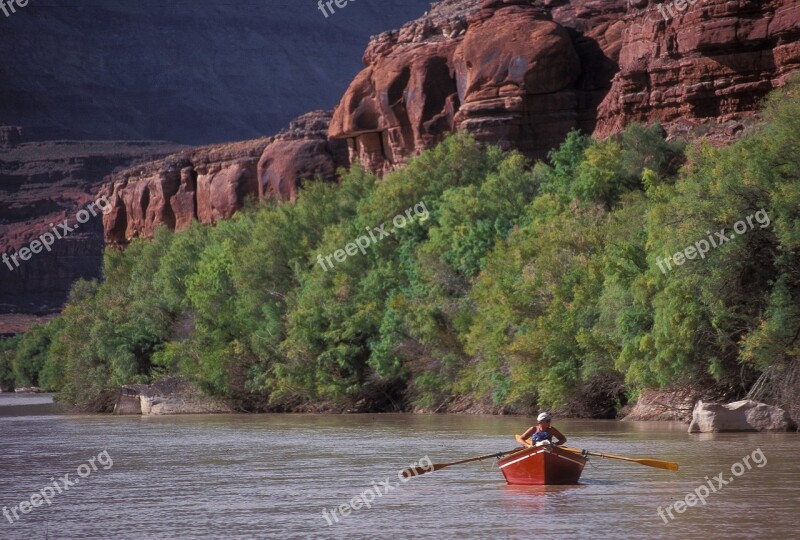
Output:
[{"xmin": 4, "ymin": 82, "xmax": 800, "ymax": 414}]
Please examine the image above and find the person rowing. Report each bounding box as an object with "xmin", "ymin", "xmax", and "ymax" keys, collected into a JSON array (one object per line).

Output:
[{"xmin": 521, "ymin": 412, "xmax": 567, "ymax": 447}]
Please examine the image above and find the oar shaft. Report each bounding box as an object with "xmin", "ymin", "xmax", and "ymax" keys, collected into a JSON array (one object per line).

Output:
[
  {"xmin": 402, "ymin": 446, "xmax": 525, "ymax": 477},
  {"xmin": 561, "ymin": 446, "xmax": 678, "ymax": 471},
  {"xmin": 435, "ymin": 446, "xmax": 525, "ymax": 468},
  {"xmin": 446, "ymin": 452, "xmax": 508, "ymax": 467}
]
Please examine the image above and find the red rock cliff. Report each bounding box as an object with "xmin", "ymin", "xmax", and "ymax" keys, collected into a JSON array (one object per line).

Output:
[
  {"xmin": 100, "ymin": 111, "xmax": 348, "ymax": 245},
  {"xmin": 596, "ymin": 0, "xmax": 800, "ymax": 139},
  {"xmin": 329, "ymin": 0, "xmax": 628, "ymax": 171},
  {"xmin": 330, "ymin": 0, "xmax": 799, "ymax": 168}
]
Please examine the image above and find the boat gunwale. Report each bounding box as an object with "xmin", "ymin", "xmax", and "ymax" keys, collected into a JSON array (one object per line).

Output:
[{"xmin": 497, "ymin": 445, "xmax": 588, "ymax": 469}]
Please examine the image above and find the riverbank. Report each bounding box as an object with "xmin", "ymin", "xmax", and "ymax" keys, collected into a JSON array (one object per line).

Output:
[
  {"xmin": 90, "ymin": 377, "xmax": 798, "ymax": 433},
  {"xmin": 4, "ymin": 383, "xmax": 798, "ymax": 435}
]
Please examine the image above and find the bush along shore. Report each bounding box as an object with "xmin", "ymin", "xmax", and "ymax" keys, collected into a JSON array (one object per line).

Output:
[{"xmin": 3, "ymin": 82, "xmax": 800, "ymax": 420}]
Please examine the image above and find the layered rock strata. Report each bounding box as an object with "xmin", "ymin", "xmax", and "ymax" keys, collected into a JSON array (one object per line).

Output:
[
  {"xmin": 595, "ymin": 0, "xmax": 800, "ymax": 140},
  {"xmin": 100, "ymin": 111, "xmax": 347, "ymax": 245}
]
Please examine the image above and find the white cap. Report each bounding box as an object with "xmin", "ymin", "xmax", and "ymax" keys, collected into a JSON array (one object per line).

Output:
[{"xmin": 537, "ymin": 412, "xmax": 552, "ymax": 422}]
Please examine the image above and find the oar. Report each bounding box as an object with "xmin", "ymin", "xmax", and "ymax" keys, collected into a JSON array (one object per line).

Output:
[
  {"xmin": 401, "ymin": 447, "xmax": 526, "ymax": 478},
  {"xmin": 560, "ymin": 446, "xmax": 679, "ymax": 471},
  {"xmin": 515, "ymin": 435, "xmax": 678, "ymax": 471}
]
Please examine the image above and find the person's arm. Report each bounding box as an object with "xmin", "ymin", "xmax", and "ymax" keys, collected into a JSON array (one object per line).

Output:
[
  {"xmin": 550, "ymin": 426, "xmax": 567, "ymax": 446},
  {"xmin": 520, "ymin": 426, "xmax": 535, "ymax": 441}
]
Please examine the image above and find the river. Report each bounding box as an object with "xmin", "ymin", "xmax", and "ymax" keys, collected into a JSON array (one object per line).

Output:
[{"xmin": 0, "ymin": 395, "xmax": 797, "ymax": 539}]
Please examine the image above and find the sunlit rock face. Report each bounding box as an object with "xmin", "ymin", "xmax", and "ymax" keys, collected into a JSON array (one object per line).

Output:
[
  {"xmin": 331, "ymin": 0, "xmax": 799, "ymax": 169},
  {"xmin": 595, "ymin": 0, "xmax": 800, "ymax": 140},
  {"xmin": 100, "ymin": 139, "xmax": 267, "ymax": 245},
  {"xmin": 330, "ymin": 0, "xmax": 626, "ymax": 169},
  {"xmin": 258, "ymin": 111, "xmax": 349, "ymax": 202},
  {"xmin": 100, "ymin": 112, "xmax": 349, "ymax": 245}
]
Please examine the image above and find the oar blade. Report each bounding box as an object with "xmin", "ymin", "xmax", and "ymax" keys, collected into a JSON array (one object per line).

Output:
[
  {"xmin": 638, "ymin": 458, "xmax": 679, "ymax": 471},
  {"xmin": 401, "ymin": 463, "xmax": 445, "ymax": 478}
]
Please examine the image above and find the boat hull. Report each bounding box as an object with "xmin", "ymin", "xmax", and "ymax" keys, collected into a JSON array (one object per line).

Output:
[{"xmin": 497, "ymin": 445, "xmax": 587, "ymax": 485}]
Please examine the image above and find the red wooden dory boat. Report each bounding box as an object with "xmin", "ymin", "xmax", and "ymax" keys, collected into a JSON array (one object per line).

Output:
[{"xmin": 497, "ymin": 439, "xmax": 588, "ymax": 485}]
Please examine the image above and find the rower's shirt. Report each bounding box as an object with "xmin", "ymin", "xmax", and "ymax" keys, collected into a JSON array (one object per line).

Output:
[{"xmin": 535, "ymin": 425, "xmax": 566, "ymax": 444}]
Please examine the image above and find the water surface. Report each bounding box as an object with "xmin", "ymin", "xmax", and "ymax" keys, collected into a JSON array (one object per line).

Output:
[{"xmin": 0, "ymin": 411, "xmax": 797, "ymax": 539}]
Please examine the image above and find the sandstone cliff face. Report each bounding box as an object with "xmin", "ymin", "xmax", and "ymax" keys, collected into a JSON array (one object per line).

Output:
[
  {"xmin": 330, "ymin": 0, "xmax": 627, "ymax": 171},
  {"xmin": 101, "ymin": 139, "xmax": 267, "ymax": 244},
  {"xmin": 331, "ymin": 0, "xmax": 799, "ymax": 170},
  {"xmin": 101, "ymin": 111, "xmax": 349, "ymax": 244},
  {"xmin": 257, "ymin": 111, "xmax": 349, "ymax": 201},
  {"xmin": 596, "ymin": 0, "xmax": 800, "ymax": 139}
]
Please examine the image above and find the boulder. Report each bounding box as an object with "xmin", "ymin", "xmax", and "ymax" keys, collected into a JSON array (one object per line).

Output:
[
  {"xmin": 113, "ymin": 388, "xmax": 142, "ymax": 415},
  {"xmin": 112, "ymin": 376, "xmax": 231, "ymax": 416},
  {"xmin": 138, "ymin": 394, "xmax": 231, "ymax": 416},
  {"xmin": 14, "ymin": 386, "xmax": 43, "ymax": 394},
  {"xmin": 688, "ymin": 399, "xmax": 797, "ymax": 433},
  {"xmin": 621, "ymin": 386, "xmax": 735, "ymax": 422}
]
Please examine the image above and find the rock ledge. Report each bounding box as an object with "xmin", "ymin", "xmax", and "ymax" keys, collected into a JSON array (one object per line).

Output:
[
  {"xmin": 113, "ymin": 377, "xmax": 231, "ymax": 416},
  {"xmin": 688, "ymin": 399, "xmax": 797, "ymax": 433}
]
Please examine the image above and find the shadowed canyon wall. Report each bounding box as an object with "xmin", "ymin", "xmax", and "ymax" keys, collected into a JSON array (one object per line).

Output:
[
  {"xmin": 0, "ymin": 0, "xmax": 433, "ymax": 144},
  {"xmin": 0, "ymin": 139, "xmax": 183, "ymax": 316}
]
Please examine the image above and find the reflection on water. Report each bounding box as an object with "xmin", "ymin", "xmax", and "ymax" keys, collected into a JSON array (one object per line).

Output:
[
  {"xmin": 0, "ymin": 393, "xmax": 60, "ymax": 416},
  {"xmin": 499, "ymin": 483, "xmax": 589, "ymax": 514},
  {"xmin": 0, "ymin": 394, "xmax": 55, "ymax": 407},
  {"xmin": 0, "ymin": 412, "xmax": 797, "ymax": 539}
]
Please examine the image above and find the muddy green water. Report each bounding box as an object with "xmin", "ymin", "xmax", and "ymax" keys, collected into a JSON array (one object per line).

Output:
[{"xmin": 1, "ymin": 396, "xmax": 798, "ymax": 539}]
